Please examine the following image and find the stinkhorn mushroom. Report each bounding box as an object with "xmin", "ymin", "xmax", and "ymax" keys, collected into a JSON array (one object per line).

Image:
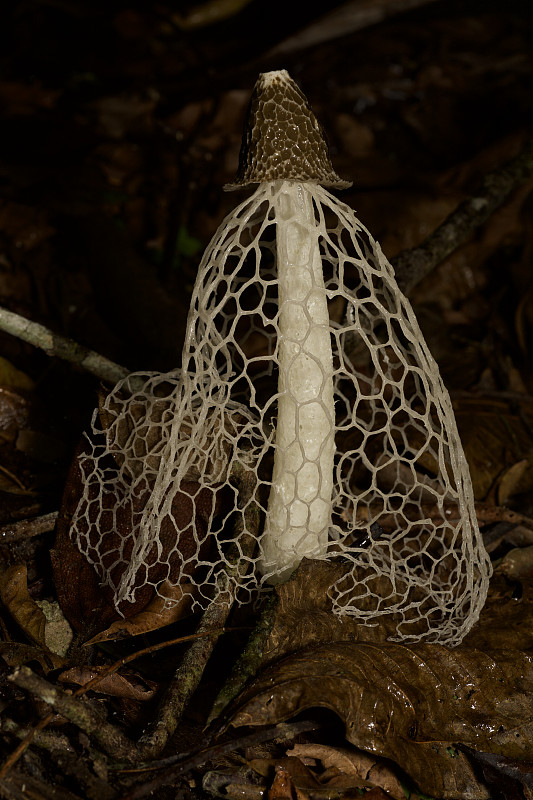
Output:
[{"xmin": 71, "ymin": 70, "xmax": 491, "ymax": 645}]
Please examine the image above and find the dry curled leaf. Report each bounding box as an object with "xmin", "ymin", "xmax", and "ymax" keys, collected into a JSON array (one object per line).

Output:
[
  {"xmin": 230, "ymin": 642, "xmax": 533, "ymax": 799},
  {"xmin": 0, "ymin": 564, "xmax": 64, "ymax": 669}
]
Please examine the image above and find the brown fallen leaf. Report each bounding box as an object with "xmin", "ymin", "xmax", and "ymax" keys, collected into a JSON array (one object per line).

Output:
[
  {"xmin": 58, "ymin": 665, "xmax": 156, "ymax": 701},
  {"xmin": 51, "ymin": 442, "xmax": 122, "ymax": 640},
  {"xmin": 496, "ymin": 458, "xmax": 531, "ymax": 507},
  {"xmin": 85, "ymin": 580, "xmax": 199, "ymax": 644},
  {"xmin": 52, "ymin": 436, "xmax": 219, "ymax": 639},
  {"xmin": 0, "ymin": 564, "xmax": 64, "ymax": 670},
  {"xmin": 0, "ymin": 641, "xmax": 60, "ymax": 672},
  {"xmin": 269, "ymin": 761, "xmax": 312, "ymax": 800},
  {"xmin": 288, "ymin": 744, "xmax": 405, "ymax": 800},
  {"xmin": 458, "ymin": 745, "xmax": 533, "ymax": 798},
  {"xmin": 229, "ymin": 642, "xmax": 533, "ymax": 799}
]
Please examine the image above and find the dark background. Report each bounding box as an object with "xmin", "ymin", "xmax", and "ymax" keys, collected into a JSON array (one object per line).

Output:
[{"xmin": 1, "ymin": 0, "xmax": 533, "ymax": 518}]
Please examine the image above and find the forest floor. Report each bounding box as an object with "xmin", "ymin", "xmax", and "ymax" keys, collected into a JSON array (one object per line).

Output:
[{"xmin": 1, "ymin": 1, "xmax": 533, "ymax": 798}]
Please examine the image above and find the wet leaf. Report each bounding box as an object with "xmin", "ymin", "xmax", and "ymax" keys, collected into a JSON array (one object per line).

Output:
[
  {"xmin": 463, "ymin": 573, "xmax": 533, "ymax": 651},
  {"xmin": 0, "ymin": 564, "xmax": 64, "ymax": 669},
  {"xmin": 458, "ymin": 745, "xmax": 533, "ymax": 799},
  {"xmin": 229, "ymin": 643, "xmax": 533, "ymax": 799},
  {"xmin": 58, "ymin": 665, "xmax": 156, "ymax": 701},
  {"xmin": 261, "ymin": 559, "xmax": 410, "ymax": 669}
]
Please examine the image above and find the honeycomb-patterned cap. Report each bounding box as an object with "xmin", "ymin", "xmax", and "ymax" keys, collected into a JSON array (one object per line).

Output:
[{"xmin": 225, "ymin": 70, "xmax": 351, "ymax": 190}]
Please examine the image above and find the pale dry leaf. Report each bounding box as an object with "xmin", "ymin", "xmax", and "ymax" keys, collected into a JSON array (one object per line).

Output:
[{"xmin": 497, "ymin": 458, "xmax": 531, "ymax": 506}]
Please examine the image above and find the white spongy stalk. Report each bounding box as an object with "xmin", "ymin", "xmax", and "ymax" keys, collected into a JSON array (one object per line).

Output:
[
  {"xmin": 260, "ymin": 183, "xmax": 335, "ymax": 581},
  {"xmin": 70, "ymin": 180, "xmax": 491, "ymax": 646}
]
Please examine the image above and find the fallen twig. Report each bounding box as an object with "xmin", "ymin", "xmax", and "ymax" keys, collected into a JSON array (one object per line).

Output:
[
  {"xmin": 392, "ymin": 135, "xmax": 533, "ymax": 293},
  {"xmin": 0, "ymin": 306, "xmax": 129, "ymax": 385},
  {"xmin": 0, "ymin": 627, "xmax": 236, "ymax": 780},
  {"xmin": 137, "ymin": 463, "xmax": 260, "ymax": 759},
  {"xmin": 207, "ymin": 593, "xmax": 277, "ymax": 725},
  {"xmin": 0, "ymin": 511, "xmax": 58, "ymax": 544},
  {"xmin": 9, "ymin": 666, "xmax": 137, "ymax": 762},
  {"xmin": 0, "ymin": 716, "xmax": 72, "ymax": 754}
]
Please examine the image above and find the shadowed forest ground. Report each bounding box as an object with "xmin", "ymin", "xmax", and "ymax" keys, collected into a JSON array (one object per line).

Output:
[{"xmin": 1, "ymin": 1, "xmax": 533, "ymax": 798}]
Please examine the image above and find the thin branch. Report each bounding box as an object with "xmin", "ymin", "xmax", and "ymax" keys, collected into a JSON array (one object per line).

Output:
[
  {"xmin": 0, "ymin": 511, "xmax": 58, "ymax": 544},
  {"xmin": 0, "ymin": 628, "xmax": 235, "ymax": 780},
  {"xmin": 0, "ymin": 307, "xmax": 129, "ymax": 385},
  {"xmin": 0, "ymin": 717, "xmax": 72, "ymax": 753},
  {"xmin": 392, "ymin": 135, "xmax": 533, "ymax": 294},
  {"xmin": 136, "ymin": 586, "xmax": 234, "ymax": 759},
  {"xmin": 120, "ymin": 720, "xmax": 320, "ymax": 800},
  {"xmin": 8, "ymin": 666, "xmax": 137, "ymax": 762},
  {"xmin": 207, "ymin": 593, "xmax": 277, "ymax": 725}
]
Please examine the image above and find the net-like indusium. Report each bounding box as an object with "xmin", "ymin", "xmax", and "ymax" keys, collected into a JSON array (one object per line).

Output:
[{"xmin": 71, "ymin": 71, "xmax": 491, "ymax": 645}]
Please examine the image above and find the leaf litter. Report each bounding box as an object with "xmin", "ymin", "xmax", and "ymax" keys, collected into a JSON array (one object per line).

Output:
[{"xmin": 1, "ymin": 2, "xmax": 533, "ymax": 800}]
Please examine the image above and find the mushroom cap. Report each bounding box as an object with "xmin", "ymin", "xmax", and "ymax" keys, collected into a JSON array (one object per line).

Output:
[{"xmin": 225, "ymin": 69, "xmax": 351, "ymax": 190}]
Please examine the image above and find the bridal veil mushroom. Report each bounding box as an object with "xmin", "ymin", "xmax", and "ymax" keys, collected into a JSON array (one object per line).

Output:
[{"xmin": 71, "ymin": 70, "xmax": 490, "ymax": 645}]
